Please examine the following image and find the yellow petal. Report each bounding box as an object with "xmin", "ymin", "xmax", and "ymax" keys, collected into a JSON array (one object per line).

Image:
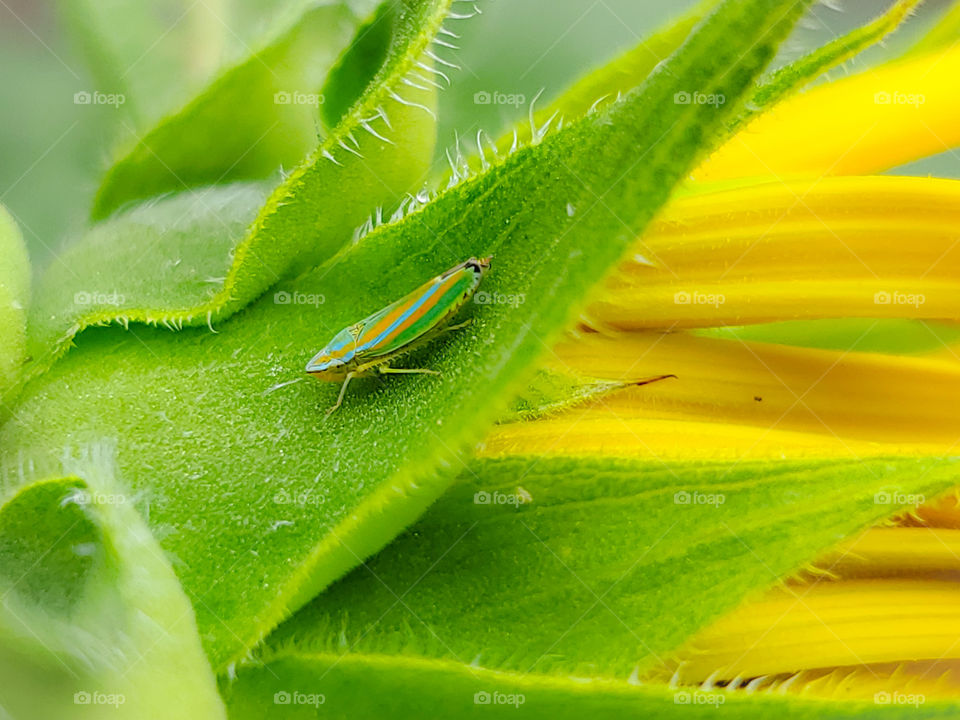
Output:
[
  {"xmin": 695, "ymin": 46, "xmax": 960, "ymax": 180},
  {"xmin": 820, "ymin": 527, "xmax": 960, "ymax": 577},
  {"xmin": 651, "ymin": 578, "xmax": 960, "ymax": 684},
  {"xmin": 590, "ymin": 176, "xmax": 960, "ymax": 330},
  {"xmin": 644, "ymin": 493, "xmax": 960, "ymax": 700},
  {"xmin": 481, "ymin": 330, "xmax": 960, "ymax": 459}
]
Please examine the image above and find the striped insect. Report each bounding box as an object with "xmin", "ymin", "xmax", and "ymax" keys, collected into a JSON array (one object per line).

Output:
[{"xmin": 306, "ymin": 257, "xmax": 492, "ymax": 415}]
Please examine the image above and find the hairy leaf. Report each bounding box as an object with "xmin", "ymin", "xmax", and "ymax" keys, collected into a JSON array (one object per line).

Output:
[
  {"xmin": 91, "ymin": 2, "xmax": 367, "ymax": 219},
  {"xmin": 227, "ymin": 454, "xmax": 960, "ymax": 715},
  {"xmin": 224, "ymin": 652, "xmax": 958, "ymax": 719},
  {"xmin": 0, "ymin": 471, "xmax": 224, "ymax": 720}
]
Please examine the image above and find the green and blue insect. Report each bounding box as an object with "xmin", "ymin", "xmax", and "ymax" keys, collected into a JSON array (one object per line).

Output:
[{"xmin": 306, "ymin": 257, "xmax": 492, "ymax": 414}]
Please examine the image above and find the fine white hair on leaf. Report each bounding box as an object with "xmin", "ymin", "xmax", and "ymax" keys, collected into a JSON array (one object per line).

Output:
[
  {"xmin": 425, "ymin": 49, "xmax": 461, "ymax": 70},
  {"xmin": 389, "ymin": 197, "xmax": 409, "ymax": 223},
  {"xmin": 433, "ymin": 36, "xmax": 459, "ymax": 50},
  {"xmin": 487, "ymin": 130, "xmax": 500, "ymax": 160},
  {"xmin": 444, "ymin": 147, "xmax": 461, "ymax": 187},
  {"xmin": 387, "ymin": 89, "xmax": 437, "ymax": 119},
  {"xmin": 337, "ymin": 139, "xmax": 363, "ymax": 158},
  {"xmin": 321, "ymin": 148, "xmax": 342, "ymax": 166},
  {"xmin": 402, "ymin": 76, "xmax": 431, "ymax": 92},
  {"xmin": 409, "ymin": 70, "xmax": 444, "ymax": 90},
  {"xmin": 454, "ymin": 130, "xmax": 468, "ymax": 175},
  {"xmin": 438, "ymin": 26, "xmax": 460, "ymax": 39},
  {"xmin": 700, "ymin": 669, "xmax": 721, "ymax": 692},
  {"xmin": 778, "ymin": 672, "xmax": 802, "ymax": 693},
  {"xmin": 360, "ymin": 120, "xmax": 393, "ymax": 145},
  {"xmin": 534, "ymin": 110, "xmax": 558, "ymax": 144},
  {"xmin": 416, "ymin": 61, "xmax": 451, "ymax": 86},
  {"xmin": 588, "ymin": 93, "xmax": 611, "ymax": 115},
  {"xmin": 377, "ymin": 105, "xmax": 393, "ymax": 129},
  {"xmin": 476, "ymin": 129, "xmax": 489, "ymax": 170},
  {"xmin": 527, "ymin": 87, "xmax": 545, "ymax": 142}
]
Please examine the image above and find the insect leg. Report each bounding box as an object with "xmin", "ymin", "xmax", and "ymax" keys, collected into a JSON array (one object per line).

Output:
[
  {"xmin": 440, "ymin": 318, "xmax": 472, "ymax": 333},
  {"xmin": 326, "ymin": 372, "xmax": 356, "ymax": 416}
]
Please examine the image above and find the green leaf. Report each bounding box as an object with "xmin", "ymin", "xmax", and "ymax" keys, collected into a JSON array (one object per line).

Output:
[
  {"xmin": 225, "ymin": 455, "xmax": 960, "ymax": 718},
  {"xmin": 319, "ymin": 1, "xmax": 395, "ymax": 130},
  {"xmin": 90, "ymin": 2, "xmax": 368, "ymax": 219},
  {"xmin": 27, "ymin": 0, "xmax": 452, "ymax": 382},
  {"xmin": 2, "ymin": 0, "xmax": 811, "ymax": 672},
  {"xmin": 224, "ymin": 651, "xmax": 958, "ymax": 719},
  {"xmin": 253, "ymin": 455, "xmax": 960, "ymax": 676},
  {"xmin": 0, "ymin": 206, "xmax": 29, "ymax": 402},
  {"xmin": 0, "ymin": 471, "xmax": 225, "ymax": 720},
  {"xmin": 504, "ymin": 368, "xmax": 634, "ymax": 422},
  {"xmin": 25, "ymin": 183, "xmax": 271, "ymax": 381},
  {"xmin": 745, "ymin": 0, "xmax": 924, "ymax": 118}
]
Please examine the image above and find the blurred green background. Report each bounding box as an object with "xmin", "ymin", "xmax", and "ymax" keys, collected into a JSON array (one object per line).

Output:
[{"xmin": 0, "ymin": 0, "xmax": 954, "ymax": 270}]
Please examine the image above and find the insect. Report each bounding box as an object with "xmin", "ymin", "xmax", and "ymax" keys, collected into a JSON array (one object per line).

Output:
[{"xmin": 306, "ymin": 256, "xmax": 492, "ymax": 415}]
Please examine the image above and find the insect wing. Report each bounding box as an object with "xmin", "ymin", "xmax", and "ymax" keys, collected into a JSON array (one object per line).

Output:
[{"xmin": 353, "ymin": 262, "xmax": 482, "ymax": 360}]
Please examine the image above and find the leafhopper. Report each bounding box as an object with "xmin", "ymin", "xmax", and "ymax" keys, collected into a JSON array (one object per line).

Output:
[{"xmin": 307, "ymin": 257, "xmax": 492, "ymax": 414}]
